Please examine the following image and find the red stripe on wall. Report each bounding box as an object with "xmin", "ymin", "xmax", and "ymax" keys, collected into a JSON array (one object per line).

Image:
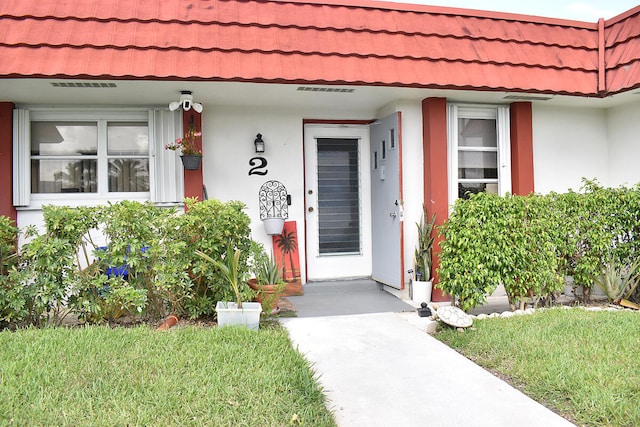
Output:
[
  {"xmin": 422, "ymin": 97, "xmax": 449, "ymax": 302},
  {"xmin": 509, "ymin": 102, "xmax": 535, "ymax": 196},
  {"xmin": 0, "ymin": 103, "xmax": 16, "ymax": 221},
  {"xmin": 397, "ymin": 112, "xmax": 405, "ymax": 290},
  {"xmin": 182, "ymin": 111, "xmax": 204, "ymax": 204}
]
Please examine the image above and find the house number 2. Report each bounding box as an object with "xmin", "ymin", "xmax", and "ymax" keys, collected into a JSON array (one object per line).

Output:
[{"xmin": 248, "ymin": 156, "xmax": 268, "ymax": 176}]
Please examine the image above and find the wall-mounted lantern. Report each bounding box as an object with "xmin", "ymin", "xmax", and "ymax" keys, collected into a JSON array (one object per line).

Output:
[
  {"xmin": 259, "ymin": 180, "xmax": 288, "ymax": 235},
  {"xmin": 254, "ymin": 133, "xmax": 265, "ymax": 154}
]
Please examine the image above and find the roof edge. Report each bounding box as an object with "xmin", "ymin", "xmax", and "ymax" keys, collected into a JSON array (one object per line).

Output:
[
  {"xmin": 267, "ymin": 0, "xmax": 599, "ymax": 29},
  {"xmin": 604, "ymin": 4, "xmax": 640, "ymax": 26}
]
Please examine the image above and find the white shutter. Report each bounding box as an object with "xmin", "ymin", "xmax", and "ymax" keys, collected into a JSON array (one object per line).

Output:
[
  {"xmin": 12, "ymin": 109, "xmax": 30, "ymax": 207},
  {"xmin": 447, "ymin": 104, "xmax": 459, "ymax": 207},
  {"xmin": 497, "ymin": 106, "xmax": 512, "ymax": 196},
  {"xmin": 149, "ymin": 109, "xmax": 183, "ymax": 204}
]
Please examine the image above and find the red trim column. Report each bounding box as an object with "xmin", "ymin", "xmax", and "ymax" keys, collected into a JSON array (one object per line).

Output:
[
  {"xmin": 509, "ymin": 102, "xmax": 535, "ymax": 195},
  {"xmin": 422, "ymin": 97, "xmax": 449, "ymax": 302},
  {"xmin": 0, "ymin": 103, "xmax": 16, "ymax": 221},
  {"xmin": 182, "ymin": 111, "xmax": 204, "ymax": 203}
]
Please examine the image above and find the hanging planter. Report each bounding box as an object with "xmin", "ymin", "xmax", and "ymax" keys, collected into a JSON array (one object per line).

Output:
[
  {"xmin": 263, "ymin": 217, "xmax": 285, "ymax": 235},
  {"xmin": 165, "ymin": 121, "xmax": 203, "ymax": 170},
  {"xmin": 259, "ymin": 180, "xmax": 289, "ymax": 235},
  {"xmin": 180, "ymin": 155, "xmax": 202, "ymax": 170}
]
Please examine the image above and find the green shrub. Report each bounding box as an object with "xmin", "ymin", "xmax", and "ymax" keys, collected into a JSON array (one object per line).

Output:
[
  {"xmin": 0, "ymin": 198, "xmax": 259, "ymax": 328},
  {"xmin": 177, "ymin": 198, "xmax": 255, "ymax": 318},
  {"xmin": 97, "ymin": 201, "xmax": 191, "ymax": 319},
  {"xmin": 0, "ymin": 216, "xmax": 29, "ymax": 326},
  {"xmin": 0, "ymin": 216, "xmax": 19, "ymax": 277},
  {"xmin": 17, "ymin": 206, "xmax": 102, "ymax": 326},
  {"xmin": 437, "ymin": 193, "xmax": 561, "ymax": 311},
  {"xmin": 437, "ymin": 180, "xmax": 640, "ymax": 312},
  {"xmin": 553, "ymin": 181, "xmax": 640, "ymax": 301}
]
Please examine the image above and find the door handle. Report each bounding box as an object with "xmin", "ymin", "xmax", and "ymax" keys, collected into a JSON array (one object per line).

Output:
[{"xmin": 308, "ymin": 207, "xmax": 314, "ymax": 213}]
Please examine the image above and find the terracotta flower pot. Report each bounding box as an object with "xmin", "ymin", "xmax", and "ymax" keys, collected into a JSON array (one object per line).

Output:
[
  {"xmin": 156, "ymin": 314, "xmax": 179, "ymax": 331},
  {"xmin": 248, "ymin": 278, "xmax": 282, "ymax": 304}
]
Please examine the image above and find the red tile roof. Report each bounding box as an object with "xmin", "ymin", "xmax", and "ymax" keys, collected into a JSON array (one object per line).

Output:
[
  {"xmin": 0, "ymin": 0, "xmax": 638, "ymax": 97},
  {"xmin": 604, "ymin": 8, "xmax": 640, "ymax": 94}
]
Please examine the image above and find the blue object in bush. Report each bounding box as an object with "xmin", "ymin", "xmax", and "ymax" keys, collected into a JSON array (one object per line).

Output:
[{"xmin": 96, "ymin": 245, "xmax": 149, "ymax": 279}]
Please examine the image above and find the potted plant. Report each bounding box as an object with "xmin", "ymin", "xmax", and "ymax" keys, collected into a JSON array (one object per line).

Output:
[
  {"xmin": 195, "ymin": 246, "xmax": 262, "ymax": 329},
  {"xmin": 248, "ymin": 249, "xmax": 286, "ymax": 316},
  {"xmin": 411, "ymin": 206, "xmax": 436, "ymax": 304},
  {"xmin": 165, "ymin": 123, "xmax": 203, "ymax": 170}
]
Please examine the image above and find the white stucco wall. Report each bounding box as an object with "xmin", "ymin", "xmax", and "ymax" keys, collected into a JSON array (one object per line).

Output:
[
  {"xmin": 19, "ymin": 97, "xmax": 637, "ymax": 287},
  {"xmin": 606, "ymin": 100, "xmax": 640, "ymax": 187},
  {"xmin": 203, "ymin": 102, "xmax": 428, "ymax": 286},
  {"xmin": 532, "ymin": 104, "xmax": 609, "ymax": 194},
  {"xmin": 203, "ymin": 106, "xmax": 377, "ymax": 283},
  {"xmin": 11, "ymin": 100, "xmax": 432, "ymax": 288}
]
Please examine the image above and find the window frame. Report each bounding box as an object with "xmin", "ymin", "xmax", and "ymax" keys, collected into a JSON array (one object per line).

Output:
[
  {"xmin": 13, "ymin": 108, "xmax": 185, "ymax": 209},
  {"xmin": 447, "ymin": 104, "xmax": 511, "ymax": 205},
  {"xmin": 28, "ymin": 110, "xmax": 150, "ymax": 204}
]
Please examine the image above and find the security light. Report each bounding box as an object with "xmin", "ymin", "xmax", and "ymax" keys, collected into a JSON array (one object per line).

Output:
[{"xmin": 169, "ymin": 90, "xmax": 203, "ymax": 113}]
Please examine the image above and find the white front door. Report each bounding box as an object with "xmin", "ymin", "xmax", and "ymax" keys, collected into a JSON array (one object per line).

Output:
[
  {"xmin": 303, "ymin": 125, "xmax": 372, "ymax": 281},
  {"xmin": 370, "ymin": 113, "xmax": 404, "ymax": 289}
]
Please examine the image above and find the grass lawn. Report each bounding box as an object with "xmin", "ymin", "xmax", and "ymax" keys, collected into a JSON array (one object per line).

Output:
[
  {"xmin": 435, "ymin": 308, "xmax": 640, "ymax": 427},
  {"xmin": 0, "ymin": 323, "xmax": 336, "ymax": 427}
]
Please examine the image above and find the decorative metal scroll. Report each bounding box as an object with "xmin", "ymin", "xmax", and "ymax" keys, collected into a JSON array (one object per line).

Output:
[{"xmin": 259, "ymin": 180, "xmax": 289, "ymax": 220}]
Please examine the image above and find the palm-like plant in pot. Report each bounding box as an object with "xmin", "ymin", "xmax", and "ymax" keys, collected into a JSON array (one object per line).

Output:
[
  {"xmin": 412, "ymin": 206, "xmax": 436, "ymax": 303},
  {"xmin": 249, "ymin": 250, "xmax": 286, "ymax": 315},
  {"xmin": 196, "ymin": 245, "xmax": 262, "ymax": 329}
]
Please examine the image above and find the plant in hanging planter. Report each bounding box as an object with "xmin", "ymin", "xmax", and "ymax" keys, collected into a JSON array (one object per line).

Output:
[
  {"xmin": 165, "ymin": 124, "xmax": 203, "ymax": 157},
  {"xmin": 165, "ymin": 123, "xmax": 202, "ymax": 169}
]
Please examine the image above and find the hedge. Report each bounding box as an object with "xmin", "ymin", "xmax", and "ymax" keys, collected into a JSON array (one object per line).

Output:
[{"xmin": 437, "ymin": 180, "xmax": 640, "ymax": 311}]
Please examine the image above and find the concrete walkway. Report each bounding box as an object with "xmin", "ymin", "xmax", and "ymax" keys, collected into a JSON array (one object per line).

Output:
[{"xmin": 280, "ymin": 281, "xmax": 575, "ymax": 427}]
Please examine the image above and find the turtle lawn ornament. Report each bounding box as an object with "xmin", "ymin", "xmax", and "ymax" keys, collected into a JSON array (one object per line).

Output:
[{"xmin": 436, "ymin": 305, "xmax": 473, "ymax": 329}]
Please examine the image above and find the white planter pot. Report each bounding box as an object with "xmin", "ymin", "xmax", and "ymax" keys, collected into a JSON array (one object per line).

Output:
[
  {"xmin": 215, "ymin": 301, "xmax": 262, "ymax": 330},
  {"xmin": 262, "ymin": 217, "xmax": 285, "ymax": 235},
  {"xmin": 412, "ymin": 280, "xmax": 432, "ymax": 304}
]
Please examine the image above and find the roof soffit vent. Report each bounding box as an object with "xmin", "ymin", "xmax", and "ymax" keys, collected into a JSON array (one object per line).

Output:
[
  {"xmin": 297, "ymin": 86, "xmax": 355, "ymax": 93},
  {"xmin": 503, "ymin": 94, "xmax": 553, "ymax": 101},
  {"xmin": 50, "ymin": 82, "xmax": 117, "ymax": 88}
]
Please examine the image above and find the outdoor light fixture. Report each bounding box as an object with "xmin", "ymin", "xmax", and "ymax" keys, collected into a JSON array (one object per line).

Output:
[
  {"xmin": 254, "ymin": 133, "xmax": 265, "ymax": 153},
  {"xmin": 169, "ymin": 90, "xmax": 203, "ymax": 113}
]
